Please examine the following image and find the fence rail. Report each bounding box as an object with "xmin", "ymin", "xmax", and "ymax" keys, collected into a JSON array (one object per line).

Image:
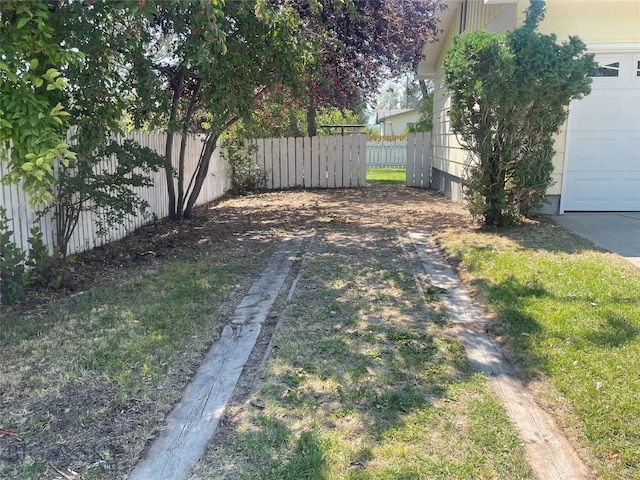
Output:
[
  {"xmin": 1, "ymin": 132, "xmax": 230, "ymax": 256},
  {"xmin": 252, "ymin": 134, "xmax": 367, "ymax": 189}
]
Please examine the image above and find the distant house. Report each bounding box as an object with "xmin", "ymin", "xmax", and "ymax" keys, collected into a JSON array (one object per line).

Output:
[
  {"xmin": 375, "ymin": 109, "xmax": 420, "ymax": 136},
  {"xmin": 417, "ymin": 0, "xmax": 640, "ymax": 213}
]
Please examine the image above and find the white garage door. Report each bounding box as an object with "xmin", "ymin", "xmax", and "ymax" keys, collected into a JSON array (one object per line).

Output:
[{"xmin": 564, "ymin": 52, "xmax": 640, "ymax": 211}]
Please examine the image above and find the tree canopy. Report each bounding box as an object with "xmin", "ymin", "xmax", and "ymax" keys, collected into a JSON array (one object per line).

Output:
[
  {"xmin": 2, "ymin": 0, "xmax": 446, "ymax": 218},
  {"xmin": 295, "ymin": 0, "xmax": 445, "ymax": 134}
]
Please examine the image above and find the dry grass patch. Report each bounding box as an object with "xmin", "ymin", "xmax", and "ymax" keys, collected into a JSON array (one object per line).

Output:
[
  {"xmin": 1, "ymin": 185, "xmax": 473, "ymax": 479},
  {"xmin": 188, "ymin": 228, "xmax": 532, "ymax": 480}
]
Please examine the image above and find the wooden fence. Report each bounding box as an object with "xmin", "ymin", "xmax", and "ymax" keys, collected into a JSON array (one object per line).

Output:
[
  {"xmin": 406, "ymin": 132, "xmax": 431, "ymax": 188},
  {"xmin": 1, "ymin": 132, "xmax": 230, "ymax": 256},
  {"xmin": 366, "ymin": 139, "xmax": 408, "ymax": 168},
  {"xmin": 252, "ymin": 134, "xmax": 367, "ymax": 189},
  {"xmin": 2, "ymin": 132, "xmax": 431, "ymax": 256}
]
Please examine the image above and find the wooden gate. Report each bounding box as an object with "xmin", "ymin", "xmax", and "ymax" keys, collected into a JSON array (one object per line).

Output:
[
  {"xmin": 366, "ymin": 138, "xmax": 407, "ymax": 168},
  {"xmin": 406, "ymin": 132, "xmax": 431, "ymax": 188},
  {"xmin": 252, "ymin": 135, "xmax": 367, "ymax": 189}
]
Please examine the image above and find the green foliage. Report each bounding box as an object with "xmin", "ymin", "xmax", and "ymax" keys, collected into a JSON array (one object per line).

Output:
[
  {"xmin": 406, "ymin": 91, "xmax": 433, "ymax": 133},
  {"xmin": 221, "ymin": 133, "xmax": 266, "ymax": 194},
  {"xmin": 24, "ymin": 227, "xmax": 73, "ymax": 289},
  {"xmin": 40, "ymin": 139, "xmax": 165, "ymax": 257},
  {"xmin": 238, "ymin": 90, "xmax": 363, "ymax": 139},
  {"xmin": 316, "ymin": 108, "xmax": 363, "ymax": 136},
  {"xmin": 0, "ymin": 207, "xmax": 26, "ymax": 304},
  {"xmin": 442, "ymin": 1, "xmax": 596, "ymax": 226},
  {"xmin": 0, "ymin": 1, "xmax": 78, "ymax": 206},
  {"xmin": 142, "ymin": 0, "xmax": 311, "ymax": 219},
  {"xmin": 0, "ymin": 211, "xmax": 74, "ymax": 304}
]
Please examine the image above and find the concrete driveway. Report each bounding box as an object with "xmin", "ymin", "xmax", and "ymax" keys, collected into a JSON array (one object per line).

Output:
[{"xmin": 548, "ymin": 212, "xmax": 640, "ymax": 268}]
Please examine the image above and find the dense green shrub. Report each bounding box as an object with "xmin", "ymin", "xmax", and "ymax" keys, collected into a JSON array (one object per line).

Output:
[
  {"xmin": 442, "ymin": 0, "xmax": 596, "ymax": 226},
  {"xmin": 222, "ymin": 134, "xmax": 266, "ymax": 194}
]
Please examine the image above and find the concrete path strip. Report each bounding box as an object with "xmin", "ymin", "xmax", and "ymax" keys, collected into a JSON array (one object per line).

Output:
[
  {"xmin": 408, "ymin": 230, "xmax": 593, "ymax": 480},
  {"xmin": 129, "ymin": 234, "xmax": 306, "ymax": 480}
]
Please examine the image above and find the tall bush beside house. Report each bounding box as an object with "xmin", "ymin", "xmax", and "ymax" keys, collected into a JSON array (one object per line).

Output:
[{"xmin": 442, "ymin": 0, "xmax": 597, "ymax": 226}]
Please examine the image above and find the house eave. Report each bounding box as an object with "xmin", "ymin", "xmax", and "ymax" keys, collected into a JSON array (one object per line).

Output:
[
  {"xmin": 416, "ymin": 0, "xmax": 462, "ymax": 79},
  {"xmin": 416, "ymin": 0, "xmax": 520, "ymax": 79}
]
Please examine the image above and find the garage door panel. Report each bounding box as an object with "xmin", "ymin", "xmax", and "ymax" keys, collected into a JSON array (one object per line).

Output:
[
  {"xmin": 571, "ymin": 92, "xmax": 625, "ymax": 131},
  {"xmin": 564, "ymin": 176, "xmax": 613, "ymax": 210},
  {"xmin": 564, "ymin": 174, "xmax": 640, "ymax": 211},
  {"xmin": 621, "ymin": 177, "xmax": 640, "ymax": 206},
  {"xmin": 569, "ymin": 133, "xmax": 639, "ymax": 171},
  {"xmin": 564, "ymin": 51, "xmax": 640, "ymax": 211}
]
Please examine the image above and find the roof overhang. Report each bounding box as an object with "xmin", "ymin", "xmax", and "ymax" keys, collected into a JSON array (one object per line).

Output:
[
  {"xmin": 416, "ymin": 0, "xmax": 519, "ymax": 79},
  {"xmin": 416, "ymin": 0, "xmax": 462, "ymax": 79}
]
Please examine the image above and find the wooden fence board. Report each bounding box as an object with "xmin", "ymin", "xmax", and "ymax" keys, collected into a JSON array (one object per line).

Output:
[
  {"xmin": 357, "ymin": 134, "xmax": 367, "ymax": 187},
  {"xmin": 328, "ymin": 137, "xmax": 337, "ymax": 188},
  {"xmin": 319, "ymin": 136, "xmax": 328, "ymax": 188},
  {"xmin": 310, "ymin": 136, "xmax": 319, "ymax": 187},
  {"xmin": 335, "ymin": 136, "xmax": 343, "ymax": 188},
  {"xmin": 2, "ymin": 131, "xmax": 230, "ymax": 255},
  {"xmin": 303, "ymin": 137, "xmax": 312, "ymax": 188},
  {"xmin": 251, "ymin": 134, "xmax": 367, "ymax": 190},
  {"xmin": 272, "ymin": 138, "xmax": 279, "ymax": 189},
  {"xmin": 406, "ymin": 132, "xmax": 431, "ymax": 188},
  {"xmin": 295, "ymin": 137, "xmax": 303, "ymax": 187}
]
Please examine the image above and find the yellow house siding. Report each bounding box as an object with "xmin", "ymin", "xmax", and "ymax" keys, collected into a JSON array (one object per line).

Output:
[
  {"xmin": 464, "ymin": 1, "xmax": 506, "ymax": 33},
  {"xmin": 432, "ymin": 69, "xmax": 467, "ymax": 179},
  {"xmin": 431, "ymin": 1, "xmax": 518, "ymax": 188},
  {"xmin": 549, "ymin": 128, "xmax": 567, "ymax": 196},
  {"xmin": 517, "ymin": 1, "xmax": 640, "ymax": 43}
]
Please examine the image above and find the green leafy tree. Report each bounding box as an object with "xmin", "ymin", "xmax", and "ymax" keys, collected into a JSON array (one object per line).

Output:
[
  {"xmin": 2, "ymin": 1, "xmax": 164, "ymax": 261},
  {"xmin": 442, "ymin": 0, "xmax": 596, "ymax": 226},
  {"xmin": 0, "ymin": 1, "xmax": 78, "ymax": 206},
  {"xmin": 39, "ymin": 140, "xmax": 165, "ymax": 258},
  {"xmin": 137, "ymin": 0, "xmax": 310, "ymax": 219},
  {"xmin": 297, "ymin": 0, "xmax": 445, "ymax": 135},
  {"xmin": 406, "ymin": 82, "xmax": 434, "ymax": 133}
]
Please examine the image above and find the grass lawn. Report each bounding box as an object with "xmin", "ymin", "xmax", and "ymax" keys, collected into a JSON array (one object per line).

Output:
[
  {"xmin": 188, "ymin": 229, "xmax": 532, "ymax": 479},
  {"xmin": 435, "ymin": 220, "xmax": 640, "ymax": 480},
  {"xmin": 366, "ymin": 168, "xmax": 406, "ymax": 184},
  {"xmin": 0, "ymin": 224, "xmax": 277, "ymax": 479}
]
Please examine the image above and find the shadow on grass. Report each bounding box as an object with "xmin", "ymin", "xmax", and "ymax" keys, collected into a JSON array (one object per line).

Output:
[
  {"xmin": 466, "ymin": 268, "xmax": 640, "ymax": 381},
  {"xmin": 234, "ymin": 420, "xmax": 327, "ymax": 480},
  {"xmin": 216, "ymin": 228, "xmax": 516, "ymax": 479},
  {"xmin": 476, "ymin": 218, "xmax": 603, "ymax": 256},
  {"xmin": 583, "ymin": 314, "xmax": 640, "ymax": 348}
]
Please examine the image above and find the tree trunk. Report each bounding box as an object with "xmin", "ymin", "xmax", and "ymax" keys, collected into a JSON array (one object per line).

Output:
[
  {"xmin": 176, "ymin": 79, "xmax": 202, "ymax": 217},
  {"xmin": 164, "ymin": 68, "xmax": 185, "ymax": 220},
  {"xmin": 183, "ymin": 132, "xmax": 219, "ymax": 219},
  {"xmin": 306, "ymin": 96, "xmax": 317, "ymax": 137},
  {"xmin": 485, "ymin": 152, "xmax": 506, "ymax": 226},
  {"xmin": 183, "ymin": 116, "xmax": 240, "ymax": 218}
]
